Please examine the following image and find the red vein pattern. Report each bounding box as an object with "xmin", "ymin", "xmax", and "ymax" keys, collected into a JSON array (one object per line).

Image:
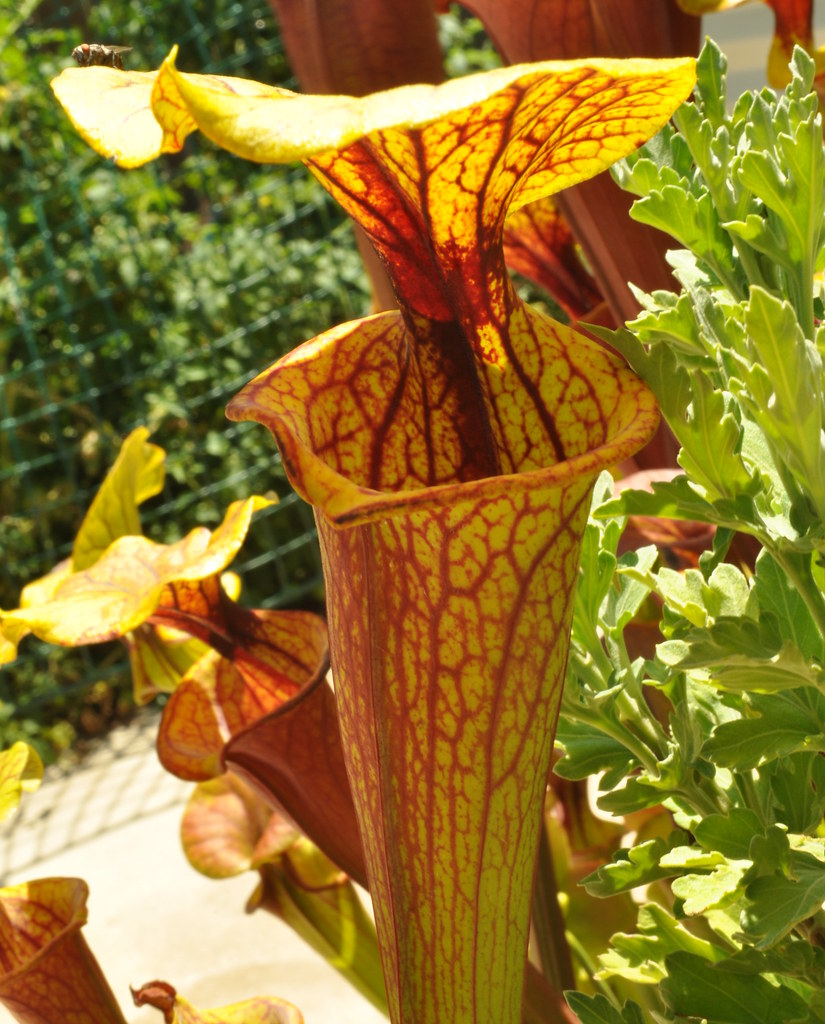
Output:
[{"xmin": 0, "ymin": 879, "xmax": 126, "ymax": 1023}]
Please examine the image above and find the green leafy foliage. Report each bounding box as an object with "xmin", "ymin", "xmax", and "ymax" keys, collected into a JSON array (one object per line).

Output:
[
  {"xmin": 561, "ymin": 39, "xmax": 825, "ymax": 1023},
  {"xmin": 598, "ymin": 905, "xmax": 727, "ymax": 985},
  {"xmin": 605, "ymin": 43, "xmax": 825, "ymax": 552},
  {"xmin": 581, "ymin": 832, "xmax": 690, "ymax": 897},
  {"xmin": 659, "ymin": 952, "xmax": 810, "ymax": 1024},
  {"xmin": 565, "ymin": 992, "xmax": 646, "ymax": 1024}
]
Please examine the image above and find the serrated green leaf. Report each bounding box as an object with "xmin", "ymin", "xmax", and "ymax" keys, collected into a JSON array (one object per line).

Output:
[
  {"xmin": 742, "ymin": 850, "xmax": 825, "ymax": 948},
  {"xmin": 703, "ymin": 903, "xmax": 746, "ymax": 947},
  {"xmin": 657, "ymin": 620, "xmax": 763, "ymax": 670},
  {"xmin": 615, "ymin": 116, "xmax": 695, "ymax": 183},
  {"xmin": 788, "ymin": 834, "xmax": 825, "ymax": 862},
  {"xmin": 660, "ymin": 951, "xmax": 809, "ymax": 1023},
  {"xmin": 596, "ymin": 774, "xmax": 670, "ymax": 815},
  {"xmin": 606, "ymin": 546, "xmax": 658, "ymax": 632},
  {"xmin": 656, "ymin": 615, "xmax": 824, "ymax": 695},
  {"xmin": 694, "ymin": 808, "xmax": 764, "ymax": 859},
  {"xmin": 706, "ymin": 650, "xmax": 825, "ymax": 694},
  {"xmin": 597, "ymin": 942, "xmax": 666, "ymax": 986},
  {"xmin": 597, "ymin": 477, "xmax": 758, "ymax": 536},
  {"xmin": 769, "ymin": 753, "xmax": 825, "ymax": 834},
  {"xmin": 738, "ymin": 416, "xmax": 792, "ymax": 525},
  {"xmin": 753, "ymin": 550, "xmax": 825, "ymax": 663},
  {"xmin": 697, "ymin": 525, "xmax": 735, "ymax": 577},
  {"xmin": 706, "ymin": 563, "xmax": 751, "ymax": 615},
  {"xmin": 581, "ymin": 831, "xmax": 689, "ymax": 897},
  {"xmin": 599, "ymin": 905, "xmax": 726, "ymax": 985},
  {"xmin": 576, "ymin": 518, "xmax": 621, "ymax": 628},
  {"xmin": 652, "ymin": 563, "xmax": 748, "ymax": 628},
  {"xmin": 612, "ymin": 155, "xmax": 687, "ymax": 200},
  {"xmin": 741, "ymin": 289, "xmax": 825, "ymax": 514},
  {"xmin": 702, "ymin": 696, "xmax": 825, "ymax": 769},
  {"xmin": 787, "ymin": 47, "xmax": 818, "ymax": 103},
  {"xmin": 691, "ymin": 37, "xmax": 728, "ymax": 129},
  {"xmin": 659, "ymin": 845, "xmax": 728, "ymax": 870},
  {"xmin": 593, "ymin": 323, "xmax": 648, "ymax": 375},
  {"xmin": 737, "ymin": 100, "xmax": 825, "ymax": 320},
  {"xmin": 668, "ymin": 247, "xmax": 719, "ymax": 293},
  {"xmin": 564, "ymin": 992, "xmax": 645, "ymax": 1024},
  {"xmin": 725, "ymin": 938, "xmax": 825, "ymax": 988},
  {"xmin": 748, "ymin": 824, "xmax": 791, "ymax": 878},
  {"xmin": 553, "ymin": 717, "xmax": 634, "ymax": 783},
  {"xmin": 653, "ymin": 567, "xmax": 711, "ymax": 626},
  {"xmin": 590, "ymin": 469, "xmax": 617, "ymax": 510},
  {"xmin": 673, "ymin": 86, "xmax": 746, "ymax": 234},
  {"xmin": 677, "ymin": 378, "xmax": 752, "ymax": 503},
  {"xmin": 624, "ymin": 288, "xmax": 711, "ymax": 362},
  {"xmin": 607, "ymin": 328, "xmax": 697, "ymax": 434},
  {"xmin": 689, "ymin": 282, "xmax": 748, "ymax": 369},
  {"xmin": 671, "ymin": 859, "xmax": 750, "ymax": 916},
  {"xmin": 631, "ymin": 186, "xmax": 737, "ymax": 291}
]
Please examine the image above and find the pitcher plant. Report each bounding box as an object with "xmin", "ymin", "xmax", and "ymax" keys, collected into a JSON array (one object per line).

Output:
[{"xmin": 45, "ymin": 45, "xmax": 696, "ymax": 1023}]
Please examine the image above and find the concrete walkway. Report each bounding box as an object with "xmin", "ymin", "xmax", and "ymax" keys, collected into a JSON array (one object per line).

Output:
[{"xmin": 0, "ymin": 713, "xmax": 386, "ymax": 1024}]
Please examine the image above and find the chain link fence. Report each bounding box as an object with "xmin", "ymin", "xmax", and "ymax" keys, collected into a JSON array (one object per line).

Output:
[{"xmin": 1, "ymin": 0, "xmax": 371, "ymax": 754}]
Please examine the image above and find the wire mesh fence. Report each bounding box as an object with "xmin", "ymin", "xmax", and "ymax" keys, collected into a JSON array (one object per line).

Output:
[{"xmin": 0, "ymin": 0, "xmax": 371, "ymax": 753}]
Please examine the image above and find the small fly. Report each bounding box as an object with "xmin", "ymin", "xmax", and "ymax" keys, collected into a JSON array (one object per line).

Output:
[{"xmin": 71, "ymin": 43, "xmax": 133, "ymax": 70}]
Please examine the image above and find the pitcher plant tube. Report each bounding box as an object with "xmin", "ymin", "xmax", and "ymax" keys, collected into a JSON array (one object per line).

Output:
[{"xmin": 51, "ymin": 50, "xmax": 695, "ymax": 1023}]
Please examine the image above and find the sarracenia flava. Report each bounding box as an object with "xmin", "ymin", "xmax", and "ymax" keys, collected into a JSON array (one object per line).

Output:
[{"xmin": 52, "ymin": 50, "xmax": 694, "ymax": 1023}]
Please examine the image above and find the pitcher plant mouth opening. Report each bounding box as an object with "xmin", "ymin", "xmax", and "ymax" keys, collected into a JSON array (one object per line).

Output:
[{"xmin": 226, "ymin": 305, "xmax": 661, "ymax": 528}]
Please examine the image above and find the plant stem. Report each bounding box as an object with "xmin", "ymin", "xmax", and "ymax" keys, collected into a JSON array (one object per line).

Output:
[
  {"xmin": 564, "ymin": 930, "xmax": 621, "ymax": 1009},
  {"xmin": 568, "ymin": 698, "xmax": 661, "ymax": 776},
  {"xmin": 734, "ymin": 768, "xmax": 770, "ymax": 825},
  {"xmin": 798, "ymin": 254, "xmax": 815, "ymax": 342},
  {"xmin": 772, "ymin": 547, "xmax": 825, "ymax": 639},
  {"xmin": 677, "ymin": 777, "xmax": 725, "ymax": 818},
  {"xmin": 613, "ymin": 686, "xmax": 669, "ymax": 762},
  {"xmin": 531, "ymin": 814, "xmax": 576, "ymax": 995}
]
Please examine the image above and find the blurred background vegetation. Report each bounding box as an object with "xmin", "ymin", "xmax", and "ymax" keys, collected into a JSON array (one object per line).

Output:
[{"xmin": 0, "ymin": 1, "xmax": 496, "ymax": 761}]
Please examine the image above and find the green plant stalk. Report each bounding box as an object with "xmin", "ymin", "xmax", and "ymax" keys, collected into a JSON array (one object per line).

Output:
[
  {"xmin": 614, "ymin": 686, "xmax": 669, "ymax": 760},
  {"xmin": 674, "ymin": 776, "xmax": 726, "ymax": 818},
  {"xmin": 737, "ymin": 247, "xmax": 771, "ymax": 298},
  {"xmin": 564, "ymin": 694, "xmax": 662, "ymax": 776},
  {"xmin": 563, "ymin": 929, "xmax": 621, "ymax": 1009},
  {"xmin": 531, "ymin": 814, "xmax": 576, "ymax": 995},
  {"xmin": 733, "ymin": 769, "xmax": 771, "ymax": 826},
  {"xmin": 772, "ymin": 546, "xmax": 825, "ymax": 640},
  {"xmin": 255, "ymin": 864, "xmax": 389, "ymax": 1014},
  {"xmin": 611, "ymin": 631, "xmax": 670, "ymax": 762},
  {"xmin": 573, "ymin": 591, "xmax": 615, "ymax": 681},
  {"xmin": 794, "ymin": 254, "xmax": 815, "ymax": 343}
]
